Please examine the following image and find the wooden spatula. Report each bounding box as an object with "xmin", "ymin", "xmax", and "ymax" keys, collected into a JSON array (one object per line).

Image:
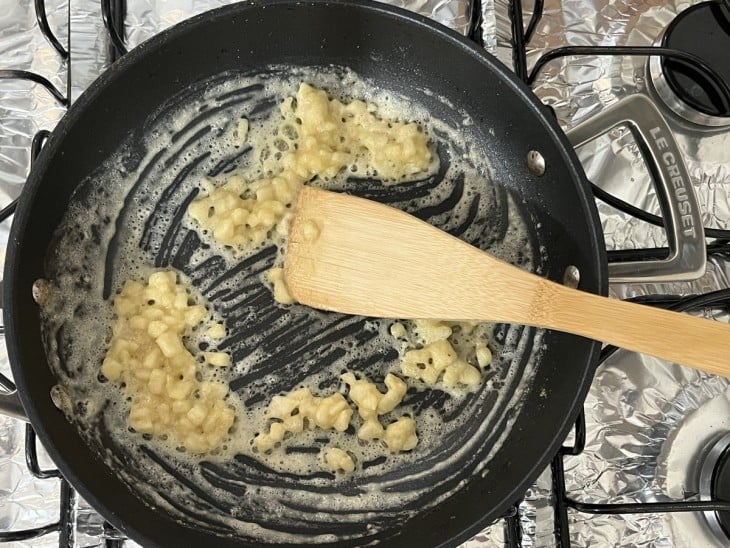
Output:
[{"xmin": 284, "ymin": 187, "xmax": 730, "ymax": 377}]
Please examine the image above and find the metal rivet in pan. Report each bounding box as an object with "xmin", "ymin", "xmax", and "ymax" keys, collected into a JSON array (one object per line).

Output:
[
  {"xmin": 563, "ymin": 265, "xmax": 580, "ymax": 288},
  {"xmin": 526, "ymin": 150, "xmax": 546, "ymax": 176},
  {"xmin": 50, "ymin": 384, "xmax": 72, "ymax": 415},
  {"xmin": 32, "ymin": 279, "xmax": 52, "ymax": 309}
]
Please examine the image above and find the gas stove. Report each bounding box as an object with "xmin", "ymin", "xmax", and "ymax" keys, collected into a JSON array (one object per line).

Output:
[{"xmin": 1, "ymin": 0, "xmax": 729, "ymax": 546}]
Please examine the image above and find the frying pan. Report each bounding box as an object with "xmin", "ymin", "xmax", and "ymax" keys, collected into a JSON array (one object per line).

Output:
[{"xmin": 1, "ymin": 1, "xmax": 609, "ymax": 545}]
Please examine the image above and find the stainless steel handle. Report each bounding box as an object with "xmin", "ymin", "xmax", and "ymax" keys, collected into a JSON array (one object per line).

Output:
[
  {"xmin": 567, "ymin": 94, "xmax": 706, "ymax": 283},
  {"xmin": 0, "ymin": 280, "xmax": 29, "ymax": 422}
]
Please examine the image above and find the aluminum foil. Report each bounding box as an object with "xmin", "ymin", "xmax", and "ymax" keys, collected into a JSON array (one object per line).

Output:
[
  {"xmin": 500, "ymin": 0, "xmax": 730, "ymax": 271},
  {"xmin": 0, "ymin": 0, "xmax": 67, "ymax": 191},
  {"xmin": 480, "ymin": 0, "xmax": 498, "ymax": 54},
  {"xmin": 69, "ymin": 0, "xmax": 108, "ymax": 102},
  {"xmin": 0, "ymin": 0, "xmax": 68, "ymax": 545},
  {"xmin": 568, "ymin": 347, "xmax": 730, "ymax": 547},
  {"xmin": 490, "ymin": 0, "xmax": 730, "ymax": 546}
]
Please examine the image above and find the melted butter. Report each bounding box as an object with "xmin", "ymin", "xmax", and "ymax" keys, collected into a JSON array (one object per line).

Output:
[
  {"xmin": 39, "ymin": 65, "xmax": 544, "ymax": 543},
  {"xmin": 187, "ymin": 82, "xmax": 435, "ymax": 252}
]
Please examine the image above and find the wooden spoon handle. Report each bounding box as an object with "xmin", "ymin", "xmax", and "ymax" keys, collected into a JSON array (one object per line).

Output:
[
  {"xmin": 534, "ymin": 280, "xmax": 730, "ymax": 376},
  {"xmin": 285, "ymin": 187, "xmax": 729, "ymax": 377}
]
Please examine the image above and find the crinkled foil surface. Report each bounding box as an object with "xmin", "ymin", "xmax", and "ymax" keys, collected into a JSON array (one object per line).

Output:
[
  {"xmin": 0, "ymin": 0, "xmax": 68, "ymax": 545},
  {"xmin": 489, "ymin": 0, "xmax": 730, "ymax": 547},
  {"xmin": 2, "ymin": 0, "xmax": 729, "ymax": 546}
]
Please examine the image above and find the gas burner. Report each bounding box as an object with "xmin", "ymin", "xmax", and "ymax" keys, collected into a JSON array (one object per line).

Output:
[
  {"xmin": 648, "ymin": 1, "xmax": 730, "ymax": 127},
  {"xmin": 699, "ymin": 432, "xmax": 730, "ymax": 542},
  {"xmin": 651, "ymin": 377, "xmax": 730, "ymax": 547}
]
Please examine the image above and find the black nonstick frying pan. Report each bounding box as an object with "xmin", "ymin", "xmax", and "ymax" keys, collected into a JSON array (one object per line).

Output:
[{"xmin": 2, "ymin": 1, "xmax": 609, "ymax": 546}]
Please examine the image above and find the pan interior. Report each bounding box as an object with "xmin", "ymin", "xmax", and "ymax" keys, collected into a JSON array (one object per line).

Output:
[
  {"xmin": 7, "ymin": 2, "xmax": 604, "ymax": 546},
  {"xmin": 40, "ymin": 64, "xmax": 546, "ymax": 543}
]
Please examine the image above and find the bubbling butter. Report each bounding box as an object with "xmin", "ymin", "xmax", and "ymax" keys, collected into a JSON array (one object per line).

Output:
[
  {"xmin": 254, "ymin": 387, "xmax": 352, "ymax": 452},
  {"xmin": 322, "ymin": 447, "xmax": 355, "ymax": 473},
  {"xmin": 395, "ymin": 319, "xmax": 491, "ymax": 390},
  {"xmin": 187, "ymin": 83, "xmax": 435, "ymax": 252},
  {"xmin": 185, "ymin": 83, "xmax": 449, "ymax": 464},
  {"xmin": 39, "ymin": 65, "xmax": 544, "ymax": 543},
  {"xmin": 101, "ymin": 271, "xmax": 234, "ymax": 454}
]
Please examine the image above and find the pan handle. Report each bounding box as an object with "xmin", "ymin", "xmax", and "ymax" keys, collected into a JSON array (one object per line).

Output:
[
  {"xmin": 0, "ymin": 281, "xmax": 30, "ymax": 422},
  {"xmin": 567, "ymin": 94, "xmax": 706, "ymax": 283},
  {"xmin": 0, "ymin": 389, "xmax": 28, "ymax": 422}
]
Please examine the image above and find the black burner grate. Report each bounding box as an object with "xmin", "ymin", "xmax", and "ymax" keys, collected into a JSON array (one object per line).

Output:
[
  {"xmin": 544, "ymin": 289, "xmax": 730, "ymax": 548},
  {"xmin": 507, "ymin": 0, "xmax": 730, "ymax": 263},
  {"xmin": 0, "ymin": 425, "xmax": 73, "ymax": 544},
  {"xmin": 497, "ymin": 292, "xmax": 730, "ymax": 547},
  {"xmin": 505, "ymin": 3, "xmax": 730, "ymax": 545},
  {"xmin": 1, "ymin": 0, "xmax": 730, "ymax": 546}
]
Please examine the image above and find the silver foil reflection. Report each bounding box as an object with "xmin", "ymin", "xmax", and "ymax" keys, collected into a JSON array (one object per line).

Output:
[
  {"xmin": 568, "ymin": 346, "xmax": 730, "ymax": 548},
  {"xmin": 0, "ymin": 0, "xmax": 67, "ymax": 545},
  {"xmin": 487, "ymin": 0, "xmax": 730, "ymax": 546},
  {"xmin": 514, "ymin": 0, "xmax": 730, "ymax": 262}
]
